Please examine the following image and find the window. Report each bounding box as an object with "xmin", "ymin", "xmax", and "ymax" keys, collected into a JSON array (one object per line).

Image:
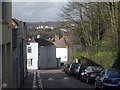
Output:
[
  {"xmin": 28, "ymin": 47, "xmax": 32, "ymax": 53},
  {"xmin": 27, "ymin": 59, "xmax": 32, "ymax": 66},
  {"xmin": 2, "ymin": 2, "xmax": 9, "ymax": 22}
]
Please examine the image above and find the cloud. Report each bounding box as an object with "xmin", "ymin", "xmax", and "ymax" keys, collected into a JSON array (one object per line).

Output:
[
  {"xmin": 12, "ymin": 0, "xmax": 68, "ymax": 2},
  {"xmin": 12, "ymin": 2, "xmax": 66, "ymax": 22}
]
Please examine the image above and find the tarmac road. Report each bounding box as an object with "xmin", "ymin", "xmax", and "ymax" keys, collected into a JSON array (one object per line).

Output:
[{"xmin": 38, "ymin": 69, "xmax": 95, "ymax": 89}]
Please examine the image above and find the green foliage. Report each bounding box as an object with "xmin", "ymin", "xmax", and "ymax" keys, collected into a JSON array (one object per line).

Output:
[
  {"xmin": 73, "ymin": 46, "xmax": 120, "ymax": 68},
  {"xmin": 96, "ymin": 38, "xmax": 110, "ymax": 46}
]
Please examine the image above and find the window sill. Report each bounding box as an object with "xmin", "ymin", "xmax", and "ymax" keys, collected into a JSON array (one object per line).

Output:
[{"xmin": 0, "ymin": 20, "xmax": 9, "ymax": 25}]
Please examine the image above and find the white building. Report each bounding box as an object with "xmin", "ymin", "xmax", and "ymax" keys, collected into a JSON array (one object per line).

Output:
[
  {"xmin": 53, "ymin": 38, "xmax": 68, "ymax": 64},
  {"xmin": 27, "ymin": 41, "xmax": 38, "ymax": 69},
  {"xmin": 56, "ymin": 48, "xmax": 68, "ymax": 63}
]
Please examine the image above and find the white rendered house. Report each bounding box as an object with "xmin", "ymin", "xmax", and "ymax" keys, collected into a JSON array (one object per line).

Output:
[
  {"xmin": 53, "ymin": 38, "xmax": 68, "ymax": 64},
  {"xmin": 27, "ymin": 42, "xmax": 38, "ymax": 69},
  {"xmin": 56, "ymin": 48, "xmax": 68, "ymax": 63}
]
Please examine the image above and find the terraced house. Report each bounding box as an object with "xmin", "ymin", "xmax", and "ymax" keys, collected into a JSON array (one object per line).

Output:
[
  {"xmin": 1, "ymin": 1, "xmax": 13, "ymax": 88},
  {"xmin": 0, "ymin": 2, "xmax": 27, "ymax": 89}
]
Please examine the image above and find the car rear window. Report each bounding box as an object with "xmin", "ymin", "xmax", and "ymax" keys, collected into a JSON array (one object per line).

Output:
[
  {"xmin": 108, "ymin": 69, "xmax": 120, "ymax": 76},
  {"xmin": 81, "ymin": 66, "xmax": 87, "ymax": 70},
  {"xmin": 72, "ymin": 63, "xmax": 79, "ymax": 68},
  {"xmin": 92, "ymin": 66, "xmax": 103, "ymax": 71}
]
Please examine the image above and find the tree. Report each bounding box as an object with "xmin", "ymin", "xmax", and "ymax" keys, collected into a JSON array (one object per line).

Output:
[{"xmin": 60, "ymin": 2, "xmax": 119, "ymax": 47}]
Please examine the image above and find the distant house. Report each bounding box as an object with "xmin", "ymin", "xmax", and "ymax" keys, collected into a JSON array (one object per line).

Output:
[
  {"xmin": 53, "ymin": 38, "xmax": 68, "ymax": 64},
  {"xmin": 27, "ymin": 38, "xmax": 38, "ymax": 69},
  {"xmin": 36, "ymin": 39, "xmax": 60, "ymax": 69}
]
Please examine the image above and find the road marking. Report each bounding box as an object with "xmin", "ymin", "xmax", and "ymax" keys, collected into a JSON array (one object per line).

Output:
[
  {"xmin": 64, "ymin": 77, "xmax": 69, "ymax": 79},
  {"xmin": 48, "ymin": 78, "xmax": 54, "ymax": 80},
  {"xmin": 37, "ymin": 71, "xmax": 43, "ymax": 90},
  {"xmin": 32, "ymin": 72, "xmax": 38, "ymax": 88}
]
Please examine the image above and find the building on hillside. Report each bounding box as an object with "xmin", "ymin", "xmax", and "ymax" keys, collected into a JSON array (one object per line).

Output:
[
  {"xmin": 53, "ymin": 38, "xmax": 68, "ymax": 65},
  {"xmin": 36, "ymin": 39, "xmax": 60, "ymax": 69},
  {"xmin": 27, "ymin": 38, "xmax": 38, "ymax": 69},
  {"xmin": 1, "ymin": 2, "xmax": 13, "ymax": 88}
]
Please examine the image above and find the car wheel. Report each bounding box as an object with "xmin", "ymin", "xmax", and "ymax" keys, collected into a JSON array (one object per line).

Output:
[
  {"xmin": 80, "ymin": 77, "xmax": 83, "ymax": 82},
  {"xmin": 101, "ymin": 85, "xmax": 106, "ymax": 90},
  {"xmin": 76, "ymin": 74, "xmax": 79, "ymax": 79},
  {"xmin": 95, "ymin": 81, "xmax": 99, "ymax": 90},
  {"xmin": 68, "ymin": 72, "xmax": 71, "ymax": 76},
  {"xmin": 80, "ymin": 76, "xmax": 83, "ymax": 82},
  {"xmin": 86, "ymin": 77, "xmax": 90, "ymax": 84}
]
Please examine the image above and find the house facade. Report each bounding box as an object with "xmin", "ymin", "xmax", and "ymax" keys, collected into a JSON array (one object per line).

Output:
[
  {"xmin": 0, "ymin": 2, "xmax": 2, "ymax": 90},
  {"xmin": 1, "ymin": 2, "xmax": 13, "ymax": 88},
  {"xmin": 53, "ymin": 38, "xmax": 68, "ymax": 64},
  {"xmin": 12, "ymin": 18, "xmax": 27, "ymax": 88},
  {"xmin": 27, "ymin": 39, "xmax": 38, "ymax": 69}
]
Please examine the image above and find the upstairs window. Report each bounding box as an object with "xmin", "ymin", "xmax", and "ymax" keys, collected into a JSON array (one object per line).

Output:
[
  {"xmin": 2, "ymin": 2, "xmax": 9, "ymax": 22},
  {"xmin": 28, "ymin": 47, "xmax": 32, "ymax": 53}
]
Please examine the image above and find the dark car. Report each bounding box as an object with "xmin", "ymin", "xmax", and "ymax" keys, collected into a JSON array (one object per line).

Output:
[
  {"xmin": 74, "ymin": 64, "xmax": 88, "ymax": 79},
  {"xmin": 64, "ymin": 64, "xmax": 70, "ymax": 73},
  {"xmin": 95, "ymin": 68, "xmax": 120, "ymax": 90},
  {"xmin": 67, "ymin": 63, "xmax": 79, "ymax": 76},
  {"xmin": 80, "ymin": 66, "xmax": 103, "ymax": 83},
  {"xmin": 61, "ymin": 64, "xmax": 68, "ymax": 72},
  {"xmin": 118, "ymin": 82, "xmax": 120, "ymax": 90}
]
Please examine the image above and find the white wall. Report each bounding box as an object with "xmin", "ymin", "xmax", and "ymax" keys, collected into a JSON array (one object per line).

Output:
[
  {"xmin": 56, "ymin": 48, "xmax": 68, "ymax": 63},
  {"xmin": 38, "ymin": 45, "xmax": 57, "ymax": 69},
  {"xmin": 27, "ymin": 43, "xmax": 38, "ymax": 69},
  {"xmin": 0, "ymin": 45, "xmax": 2, "ymax": 90}
]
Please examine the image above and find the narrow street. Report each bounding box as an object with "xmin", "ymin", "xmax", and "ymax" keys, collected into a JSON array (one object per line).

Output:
[{"xmin": 38, "ymin": 69, "xmax": 95, "ymax": 89}]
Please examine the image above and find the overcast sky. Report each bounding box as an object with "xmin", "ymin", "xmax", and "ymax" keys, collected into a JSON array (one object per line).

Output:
[{"xmin": 12, "ymin": 2, "xmax": 66, "ymax": 22}]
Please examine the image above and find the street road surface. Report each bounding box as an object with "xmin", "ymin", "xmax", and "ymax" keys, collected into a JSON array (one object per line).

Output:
[{"xmin": 39, "ymin": 69, "xmax": 95, "ymax": 89}]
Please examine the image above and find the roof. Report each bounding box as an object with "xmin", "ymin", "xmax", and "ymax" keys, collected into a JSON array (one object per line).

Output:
[
  {"xmin": 27, "ymin": 38, "xmax": 36, "ymax": 43},
  {"xmin": 12, "ymin": 18, "xmax": 19, "ymax": 29},
  {"xmin": 53, "ymin": 38, "xmax": 66, "ymax": 48},
  {"xmin": 36, "ymin": 38, "xmax": 53, "ymax": 46}
]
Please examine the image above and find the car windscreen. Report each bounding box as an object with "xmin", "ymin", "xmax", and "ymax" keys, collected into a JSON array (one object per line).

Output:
[
  {"xmin": 108, "ymin": 69, "xmax": 120, "ymax": 76},
  {"xmin": 81, "ymin": 66, "xmax": 87, "ymax": 70},
  {"xmin": 72, "ymin": 63, "xmax": 79, "ymax": 68},
  {"xmin": 92, "ymin": 67, "xmax": 103, "ymax": 71}
]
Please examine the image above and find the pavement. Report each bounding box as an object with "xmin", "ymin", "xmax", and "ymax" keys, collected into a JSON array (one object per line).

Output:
[{"xmin": 20, "ymin": 69, "xmax": 38, "ymax": 89}]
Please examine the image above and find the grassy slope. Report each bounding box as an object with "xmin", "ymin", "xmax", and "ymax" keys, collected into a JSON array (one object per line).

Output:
[{"xmin": 73, "ymin": 39, "xmax": 119, "ymax": 68}]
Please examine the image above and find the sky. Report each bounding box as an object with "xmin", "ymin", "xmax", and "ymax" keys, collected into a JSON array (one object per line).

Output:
[{"xmin": 12, "ymin": 2, "xmax": 67, "ymax": 22}]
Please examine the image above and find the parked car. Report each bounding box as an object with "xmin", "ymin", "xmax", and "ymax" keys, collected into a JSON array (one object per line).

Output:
[
  {"xmin": 67, "ymin": 63, "xmax": 79, "ymax": 76},
  {"xmin": 80, "ymin": 66, "xmax": 103, "ymax": 83},
  {"xmin": 117, "ymin": 82, "xmax": 120, "ymax": 90},
  {"xmin": 74, "ymin": 64, "xmax": 88, "ymax": 79},
  {"xmin": 61, "ymin": 64, "xmax": 67, "ymax": 72},
  {"xmin": 64, "ymin": 64, "xmax": 70, "ymax": 73},
  {"xmin": 95, "ymin": 68, "xmax": 120, "ymax": 90}
]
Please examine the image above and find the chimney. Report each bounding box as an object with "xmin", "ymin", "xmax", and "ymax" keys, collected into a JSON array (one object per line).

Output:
[{"xmin": 55, "ymin": 34, "xmax": 59, "ymax": 41}]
